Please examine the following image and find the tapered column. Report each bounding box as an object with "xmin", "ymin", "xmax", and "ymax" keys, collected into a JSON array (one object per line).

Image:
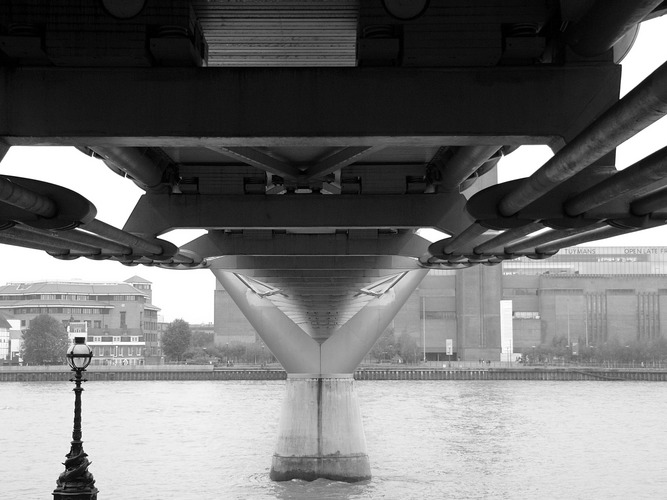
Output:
[
  {"xmin": 213, "ymin": 268, "xmax": 427, "ymax": 482},
  {"xmin": 271, "ymin": 374, "xmax": 370, "ymax": 481}
]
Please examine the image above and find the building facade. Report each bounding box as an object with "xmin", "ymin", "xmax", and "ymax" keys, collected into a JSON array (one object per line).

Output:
[
  {"xmin": 504, "ymin": 246, "xmax": 667, "ymax": 353},
  {"xmin": 0, "ymin": 315, "xmax": 9, "ymax": 360},
  {"xmin": 213, "ymin": 246, "xmax": 667, "ymax": 362},
  {"xmin": 214, "ymin": 282, "xmax": 258, "ymax": 344},
  {"xmin": 0, "ymin": 276, "xmax": 162, "ymax": 365}
]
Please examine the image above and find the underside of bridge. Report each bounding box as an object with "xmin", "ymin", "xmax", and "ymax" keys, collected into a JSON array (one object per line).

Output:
[{"xmin": 2, "ymin": 0, "xmax": 667, "ymax": 482}]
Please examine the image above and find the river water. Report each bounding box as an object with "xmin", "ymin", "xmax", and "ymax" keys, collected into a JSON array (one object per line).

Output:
[{"xmin": 1, "ymin": 380, "xmax": 666, "ymax": 499}]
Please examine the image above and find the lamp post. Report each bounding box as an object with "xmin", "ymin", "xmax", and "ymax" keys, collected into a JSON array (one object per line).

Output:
[{"xmin": 53, "ymin": 336, "xmax": 98, "ymax": 500}]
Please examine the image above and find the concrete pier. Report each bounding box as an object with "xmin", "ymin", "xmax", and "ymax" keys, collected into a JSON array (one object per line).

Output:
[{"xmin": 270, "ymin": 375, "xmax": 370, "ymax": 482}]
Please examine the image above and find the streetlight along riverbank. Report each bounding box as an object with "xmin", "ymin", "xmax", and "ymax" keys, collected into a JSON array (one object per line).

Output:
[{"xmin": 53, "ymin": 336, "xmax": 98, "ymax": 500}]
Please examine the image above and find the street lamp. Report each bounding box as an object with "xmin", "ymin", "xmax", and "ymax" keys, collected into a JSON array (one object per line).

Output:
[{"xmin": 53, "ymin": 336, "xmax": 98, "ymax": 500}]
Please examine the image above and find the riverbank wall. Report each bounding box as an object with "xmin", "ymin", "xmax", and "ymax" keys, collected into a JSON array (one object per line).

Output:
[{"xmin": 1, "ymin": 366, "xmax": 666, "ymax": 382}]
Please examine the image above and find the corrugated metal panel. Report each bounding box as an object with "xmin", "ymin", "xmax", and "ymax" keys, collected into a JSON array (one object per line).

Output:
[
  {"xmin": 178, "ymin": 165, "xmax": 265, "ymax": 194},
  {"xmin": 192, "ymin": 0, "xmax": 358, "ymax": 67},
  {"xmin": 343, "ymin": 164, "xmax": 426, "ymax": 194}
]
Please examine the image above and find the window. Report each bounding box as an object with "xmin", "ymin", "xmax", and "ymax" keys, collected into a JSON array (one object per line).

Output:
[
  {"xmin": 93, "ymin": 336, "xmax": 102, "ymax": 342},
  {"xmin": 94, "ymin": 321, "xmax": 101, "ymax": 329},
  {"xmin": 120, "ymin": 312, "xmax": 126, "ymax": 329},
  {"xmin": 131, "ymin": 336, "xmax": 139, "ymax": 343},
  {"xmin": 113, "ymin": 336, "xmax": 121, "ymax": 343}
]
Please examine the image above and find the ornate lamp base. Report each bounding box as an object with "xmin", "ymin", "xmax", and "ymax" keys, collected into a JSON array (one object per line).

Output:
[
  {"xmin": 53, "ymin": 449, "xmax": 98, "ymax": 500},
  {"xmin": 52, "ymin": 487, "xmax": 99, "ymax": 500}
]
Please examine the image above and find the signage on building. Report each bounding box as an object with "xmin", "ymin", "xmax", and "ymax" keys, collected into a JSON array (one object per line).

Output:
[{"xmin": 446, "ymin": 339, "xmax": 453, "ymax": 356}]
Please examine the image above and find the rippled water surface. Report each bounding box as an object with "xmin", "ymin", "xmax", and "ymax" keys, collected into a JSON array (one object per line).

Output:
[{"xmin": 2, "ymin": 380, "xmax": 666, "ymax": 499}]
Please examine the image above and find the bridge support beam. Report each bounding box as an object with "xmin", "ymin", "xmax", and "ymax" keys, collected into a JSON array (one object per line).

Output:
[{"xmin": 212, "ymin": 268, "xmax": 427, "ymax": 482}]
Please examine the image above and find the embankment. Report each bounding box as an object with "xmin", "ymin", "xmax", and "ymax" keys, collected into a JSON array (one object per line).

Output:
[{"xmin": 1, "ymin": 366, "xmax": 666, "ymax": 381}]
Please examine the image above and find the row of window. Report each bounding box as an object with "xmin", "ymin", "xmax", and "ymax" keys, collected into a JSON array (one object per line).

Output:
[
  {"xmin": 15, "ymin": 314, "xmax": 157, "ymax": 333},
  {"xmin": 91, "ymin": 336, "xmax": 141, "ymax": 343},
  {"xmin": 93, "ymin": 346, "xmax": 144, "ymax": 357},
  {"xmin": 13, "ymin": 307, "xmax": 110, "ymax": 315},
  {"xmin": 0, "ymin": 294, "xmax": 144, "ymax": 302},
  {"xmin": 68, "ymin": 320, "xmax": 103, "ymax": 330},
  {"xmin": 91, "ymin": 358, "xmax": 145, "ymax": 366},
  {"xmin": 144, "ymin": 321, "xmax": 158, "ymax": 331}
]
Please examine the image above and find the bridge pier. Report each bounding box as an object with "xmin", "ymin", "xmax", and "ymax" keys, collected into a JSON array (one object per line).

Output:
[
  {"xmin": 271, "ymin": 374, "xmax": 369, "ymax": 482},
  {"xmin": 213, "ymin": 268, "xmax": 427, "ymax": 482}
]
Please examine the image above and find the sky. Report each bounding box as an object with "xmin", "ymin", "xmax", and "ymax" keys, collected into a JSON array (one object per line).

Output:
[{"xmin": 1, "ymin": 15, "xmax": 666, "ymax": 324}]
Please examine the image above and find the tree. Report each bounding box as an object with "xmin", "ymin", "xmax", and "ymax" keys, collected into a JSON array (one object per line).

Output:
[
  {"xmin": 21, "ymin": 314, "xmax": 69, "ymax": 365},
  {"xmin": 396, "ymin": 332, "xmax": 420, "ymax": 364},
  {"xmin": 162, "ymin": 319, "xmax": 192, "ymax": 362},
  {"xmin": 191, "ymin": 330, "xmax": 214, "ymax": 349},
  {"xmin": 370, "ymin": 328, "xmax": 399, "ymax": 362}
]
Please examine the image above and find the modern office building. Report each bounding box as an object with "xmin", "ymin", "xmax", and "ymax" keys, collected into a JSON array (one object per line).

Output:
[
  {"xmin": 214, "ymin": 246, "xmax": 667, "ymax": 361},
  {"xmin": 0, "ymin": 276, "xmax": 161, "ymax": 365}
]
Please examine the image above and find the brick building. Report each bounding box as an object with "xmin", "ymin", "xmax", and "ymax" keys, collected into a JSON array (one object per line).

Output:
[{"xmin": 0, "ymin": 276, "xmax": 161, "ymax": 365}]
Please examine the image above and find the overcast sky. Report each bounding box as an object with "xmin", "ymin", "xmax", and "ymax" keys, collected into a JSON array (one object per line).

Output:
[{"xmin": 1, "ymin": 15, "xmax": 666, "ymax": 324}]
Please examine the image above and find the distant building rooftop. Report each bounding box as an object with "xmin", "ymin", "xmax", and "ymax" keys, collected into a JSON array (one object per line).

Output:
[
  {"xmin": 124, "ymin": 276, "xmax": 152, "ymax": 285},
  {"xmin": 0, "ymin": 281, "xmax": 146, "ymax": 295}
]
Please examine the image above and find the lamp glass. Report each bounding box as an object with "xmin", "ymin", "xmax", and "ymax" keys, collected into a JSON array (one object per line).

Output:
[{"xmin": 67, "ymin": 337, "xmax": 93, "ymax": 370}]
